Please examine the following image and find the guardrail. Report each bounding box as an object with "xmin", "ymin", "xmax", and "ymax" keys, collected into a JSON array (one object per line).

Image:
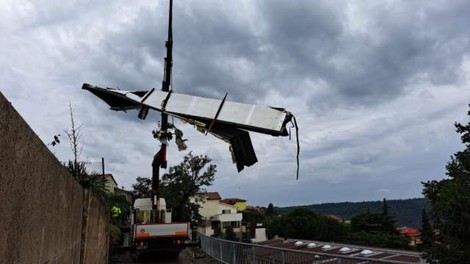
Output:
[{"xmin": 198, "ymin": 234, "xmax": 421, "ymax": 264}]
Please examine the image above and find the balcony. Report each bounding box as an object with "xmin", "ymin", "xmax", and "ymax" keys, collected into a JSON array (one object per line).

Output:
[{"xmin": 211, "ymin": 212, "xmax": 242, "ymax": 222}]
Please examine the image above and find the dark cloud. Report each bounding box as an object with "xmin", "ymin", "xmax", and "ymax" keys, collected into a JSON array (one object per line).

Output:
[{"xmin": 1, "ymin": 0, "xmax": 470, "ymax": 206}]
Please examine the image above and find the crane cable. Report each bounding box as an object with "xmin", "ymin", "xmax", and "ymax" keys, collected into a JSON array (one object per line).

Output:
[{"xmin": 289, "ymin": 114, "xmax": 300, "ymax": 180}]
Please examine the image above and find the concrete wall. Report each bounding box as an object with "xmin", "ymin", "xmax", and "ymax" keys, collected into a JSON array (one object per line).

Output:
[
  {"xmin": 80, "ymin": 189, "xmax": 109, "ymax": 264},
  {"xmin": 0, "ymin": 92, "xmax": 108, "ymax": 264}
]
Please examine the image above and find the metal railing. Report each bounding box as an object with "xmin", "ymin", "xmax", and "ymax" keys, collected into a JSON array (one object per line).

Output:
[{"xmin": 198, "ymin": 234, "xmax": 421, "ymax": 264}]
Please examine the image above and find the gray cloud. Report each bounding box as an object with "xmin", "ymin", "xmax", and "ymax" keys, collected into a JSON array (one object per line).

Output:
[{"xmin": 1, "ymin": 0, "xmax": 470, "ymax": 206}]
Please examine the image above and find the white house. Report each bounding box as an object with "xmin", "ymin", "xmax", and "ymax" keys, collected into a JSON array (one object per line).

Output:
[
  {"xmin": 192, "ymin": 192, "xmax": 267, "ymax": 242},
  {"xmin": 192, "ymin": 192, "xmax": 243, "ymax": 238}
]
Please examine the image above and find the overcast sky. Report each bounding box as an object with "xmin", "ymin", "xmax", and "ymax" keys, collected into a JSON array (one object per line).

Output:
[{"xmin": 2, "ymin": 0, "xmax": 469, "ymax": 207}]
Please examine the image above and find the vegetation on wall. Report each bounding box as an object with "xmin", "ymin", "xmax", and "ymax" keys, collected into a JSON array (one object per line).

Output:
[{"xmin": 49, "ymin": 104, "xmax": 128, "ymax": 259}]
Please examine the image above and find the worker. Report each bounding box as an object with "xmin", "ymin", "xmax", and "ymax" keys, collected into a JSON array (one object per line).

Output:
[{"xmin": 111, "ymin": 206, "xmax": 122, "ymax": 218}]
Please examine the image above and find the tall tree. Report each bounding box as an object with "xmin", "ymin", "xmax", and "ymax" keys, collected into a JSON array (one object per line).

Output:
[
  {"xmin": 265, "ymin": 203, "xmax": 277, "ymax": 217},
  {"xmin": 60, "ymin": 104, "xmax": 106, "ymax": 195},
  {"xmin": 160, "ymin": 152, "xmax": 216, "ymax": 224},
  {"xmin": 419, "ymin": 209, "xmax": 434, "ymax": 252},
  {"xmin": 349, "ymin": 199, "xmax": 409, "ymax": 250},
  {"xmin": 132, "ymin": 176, "xmax": 152, "ymax": 198},
  {"xmin": 64, "ymin": 103, "xmax": 82, "ymax": 178},
  {"xmin": 381, "ymin": 198, "xmax": 398, "ymax": 234},
  {"xmin": 422, "ymin": 105, "xmax": 470, "ymax": 263},
  {"xmin": 351, "ymin": 199, "xmax": 399, "ymax": 235}
]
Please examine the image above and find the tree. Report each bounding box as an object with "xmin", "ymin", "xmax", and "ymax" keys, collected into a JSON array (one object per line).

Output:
[
  {"xmin": 242, "ymin": 208, "xmax": 265, "ymax": 241},
  {"xmin": 349, "ymin": 199, "xmax": 409, "ymax": 249},
  {"xmin": 64, "ymin": 103, "xmax": 82, "ymax": 179},
  {"xmin": 264, "ymin": 203, "xmax": 278, "ymax": 239},
  {"xmin": 267, "ymin": 208, "xmax": 348, "ymax": 242},
  {"xmin": 132, "ymin": 176, "xmax": 152, "ymax": 198},
  {"xmin": 350, "ymin": 210, "xmax": 385, "ymax": 234},
  {"xmin": 422, "ymin": 105, "xmax": 470, "ymax": 263},
  {"xmin": 419, "ymin": 209, "xmax": 434, "ymax": 252},
  {"xmin": 351, "ymin": 199, "xmax": 399, "ymax": 236},
  {"xmin": 224, "ymin": 226, "xmax": 238, "ymax": 241},
  {"xmin": 59, "ymin": 104, "xmax": 107, "ymax": 195},
  {"xmin": 64, "ymin": 160, "xmax": 108, "ymax": 197},
  {"xmin": 265, "ymin": 203, "xmax": 277, "ymax": 217},
  {"xmin": 160, "ymin": 152, "xmax": 216, "ymax": 224},
  {"xmin": 381, "ymin": 198, "xmax": 398, "ymax": 234}
]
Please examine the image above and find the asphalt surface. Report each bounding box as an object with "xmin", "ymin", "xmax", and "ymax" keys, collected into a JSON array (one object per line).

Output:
[{"xmin": 111, "ymin": 249, "xmax": 216, "ymax": 264}]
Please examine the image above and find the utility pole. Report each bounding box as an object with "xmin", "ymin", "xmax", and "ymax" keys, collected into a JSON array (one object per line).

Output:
[{"xmin": 151, "ymin": 0, "xmax": 173, "ymax": 224}]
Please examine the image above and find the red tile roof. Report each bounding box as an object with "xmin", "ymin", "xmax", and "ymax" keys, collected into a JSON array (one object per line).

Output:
[
  {"xmin": 246, "ymin": 205, "xmax": 263, "ymax": 212},
  {"xmin": 327, "ymin": 214, "xmax": 343, "ymax": 222},
  {"xmin": 205, "ymin": 192, "xmax": 221, "ymax": 200},
  {"xmin": 399, "ymin": 227, "xmax": 419, "ymax": 235},
  {"xmin": 220, "ymin": 198, "xmax": 246, "ymax": 205}
]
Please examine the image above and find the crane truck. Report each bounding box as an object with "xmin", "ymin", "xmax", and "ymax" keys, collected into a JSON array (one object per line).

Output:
[{"xmin": 131, "ymin": 197, "xmax": 195, "ymax": 260}]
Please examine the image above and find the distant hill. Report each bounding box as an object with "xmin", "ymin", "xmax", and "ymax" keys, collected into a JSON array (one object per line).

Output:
[{"xmin": 276, "ymin": 198, "xmax": 430, "ymax": 228}]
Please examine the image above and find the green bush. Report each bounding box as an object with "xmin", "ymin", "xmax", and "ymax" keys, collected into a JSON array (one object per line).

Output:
[{"xmin": 109, "ymin": 224, "xmax": 121, "ymax": 246}]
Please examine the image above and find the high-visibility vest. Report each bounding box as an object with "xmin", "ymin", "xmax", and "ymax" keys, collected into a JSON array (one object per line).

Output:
[{"xmin": 111, "ymin": 206, "xmax": 122, "ymax": 218}]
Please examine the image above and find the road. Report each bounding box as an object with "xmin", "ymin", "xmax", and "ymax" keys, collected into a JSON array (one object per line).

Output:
[{"xmin": 112, "ymin": 249, "xmax": 216, "ymax": 264}]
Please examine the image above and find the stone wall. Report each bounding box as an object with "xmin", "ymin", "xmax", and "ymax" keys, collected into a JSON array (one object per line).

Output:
[{"xmin": 0, "ymin": 92, "xmax": 108, "ymax": 264}]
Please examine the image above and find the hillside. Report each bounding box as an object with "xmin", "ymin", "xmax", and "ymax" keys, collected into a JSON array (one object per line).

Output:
[{"xmin": 277, "ymin": 198, "xmax": 430, "ymax": 228}]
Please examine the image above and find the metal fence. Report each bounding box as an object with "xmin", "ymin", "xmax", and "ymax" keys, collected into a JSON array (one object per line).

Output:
[{"xmin": 198, "ymin": 234, "xmax": 421, "ymax": 264}]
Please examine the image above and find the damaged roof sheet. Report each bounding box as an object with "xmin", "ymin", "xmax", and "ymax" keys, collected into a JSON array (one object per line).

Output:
[{"xmin": 82, "ymin": 83, "xmax": 294, "ymax": 172}]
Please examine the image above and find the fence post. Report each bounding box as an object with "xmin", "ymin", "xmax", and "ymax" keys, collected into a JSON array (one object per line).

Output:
[
  {"xmin": 210, "ymin": 236, "xmax": 213, "ymax": 257},
  {"xmin": 281, "ymin": 250, "xmax": 285, "ymax": 264},
  {"xmin": 232, "ymin": 243, "xmax": 236, "ymax": 264},
  {"xmin": 336, "ymin": 257, "xmax": 342, "ymax": 264},
  {"xmin": 252, "ymin": 244, "xmax": 256, "ymax": 264},
  {"xmin": 220, "ymin": 241, "xmax": 223, "ymax": 261}
]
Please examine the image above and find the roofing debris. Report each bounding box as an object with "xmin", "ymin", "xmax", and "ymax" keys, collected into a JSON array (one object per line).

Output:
[{"xmin": 83, "ymin": 84, "xmax": 300, "ymax": 177}]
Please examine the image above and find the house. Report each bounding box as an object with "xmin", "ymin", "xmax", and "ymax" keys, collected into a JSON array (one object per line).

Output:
[
  {"xmin": 193, "ymin": 192, "xmax": 243, "ymax": 238},
  {"xmin": 399, "ymin": 227, "xmax": 421, "ymax": 246},
  {"xmin": 327, "ymin": 214, "xmax": 343, "ymax": 222},
  {"xmin": 193, "ymin": 192, "xmax": 267, "ymax": 242}
]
